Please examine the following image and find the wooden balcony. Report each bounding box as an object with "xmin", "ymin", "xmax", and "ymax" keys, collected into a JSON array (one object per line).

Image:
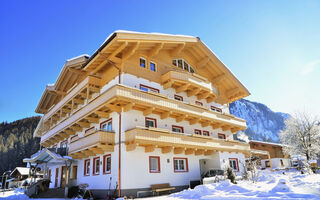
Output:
[
  {"xmin": 40, "ymin": 84, "xmax": 246, "ymax": 147},
  {"xmin": 43, "ymin": 75, "xmax": 102, "ymax": 128},
  {"xmin": 125, "ymin": 127, "xmax": 251, "ymax": 155},
  {"xmin": 161, "ymin": 70, "xmax": 218, "ymax": 103},
  {"xmin": 68, "ymin": 130, "xmax": 115, "ymax": 159}
]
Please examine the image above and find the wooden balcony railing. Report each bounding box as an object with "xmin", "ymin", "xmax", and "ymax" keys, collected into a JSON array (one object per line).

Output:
[
  {"xmin": 125, "ymin": 127, "xmax": 251, "ymax": 155},
  {"xmin": 68, "ymin": 130, "xmax": 115, "ymax": 159},
  {"xmin": 161, "ymin": 71, "xmax": 218, "ymax": 102}
]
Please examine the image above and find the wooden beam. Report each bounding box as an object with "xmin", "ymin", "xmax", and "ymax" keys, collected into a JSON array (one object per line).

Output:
[
  {"xmin": 212, "ymin": 74, "xmax": 226, "ymax": 86},
  {"xmin": 77, "ymin": 121, "xmax": 90, "ymax": 128},
  {"xmin": 189, "ymin": 118, "xmax": 199, "ymax": 125},
  {"xmin": 206, "ymin": 96, "xmax": 216, "ymax": 103},
  {"xmin": 95, "ymin": 111, "xmax": 110, "ymax": 118},
  {"xmin": 68, "ymin": 68, "xmax": 84, "ymax": 74},
  {"xmin": 161, "ymin": 146, "xmax": 172, "ymax": 154},
  {"xmin": 83, "ymin": 149, "xmax": 96, "ymax": 156},
  {"xmin": 145, "ymin": 145, "xmax": 156, "ymax": 153},
  {"xmin": 98, "ymin": 144, "xmax": 114, "ymax": 152},
  {"xmin": 71, "ymin": 126, "xmax": 82, "ymax": 132},
  {"xmin": 185, "ymin": 148, "xmax": 195, "ymax": 155},
  {"xmin": 195, "ymin": 149, "xmax": 205, "ymax": 156},
  {"xmin": 176, "ymin": 115, "xmax": 185, "ymax": 123},
  {"xmin": 109, "ymin": 42, "xmax": 128, "ymax": 61},
  {"xmin": 122, "ymin": 42, "xmax": 140, "ymax": 61},
  {"xmin": 162, "ymin": 81, "xmax": 172, "ymax": 89},
  {"xmin": 231, "ymin": 127, "xmax": 240, "ymax": 133},
  {"xmin": 226, "ymin": 88, "xmax": 240, "ymax": 98},
  {"xmin": 187, "ymin": 88, "xmax": 200, "ymax": 97},
  {"xmin": 86, "ymin": 117, "xmax": 100, "ymax": 124},
  {"xmin": 170, "ymin": 43, "xmax": 185, "ymax": 56},
  {"xmin": 174, "ymin": 147, "xmax": 184, "ymax": 154},
  {"xmin": 222, "ymin": 125, "xmax": 230, "ymax": 131},
  {"xmin": 88, "ymin": 86, "xmax": 100, "ymax": 93},
  {"xmin": 62, "ymin": 108, "xmax": 71, "ymax": 114},
  {"xmin": 160, "ymin": 111, "xmax": 171, "ymax": 119},
  {"xmin": 197, "ymin": 92, "xmax": 210, "ymax": 100},
  {"xmin": 65, "ymin": 129, "xmax": 75, "ymax": 135},
  {"xmin": 148, "ymin": 42, "xmax": 164, "ymax": 57},
  {"xmin": 143, "ymin": 107, "xmax": 154, "ymax": 116},
  {"xmin": 204, "ymin": 150, "xmax": 214, "ymax": 156},
  {"xmin": 107, "ymin": 104, "xmax": 122, "ymax": 113},
  {"xmin": 176, "ymin": 83, "xmax": 190, "ymax": 93},
  {"xmin": 201, "ymin": 121, "xmax": 210, "ymax": 127},
  {"xmin": 197, "ymin": 56, "xmax": 210, "ymax": 69},
  {"xmin": 126, "ymin": 143, "xmax": 136, "ymax": 151},
  {"xmin": 211, "ymin": 123, "xmax": 221, "ymax": 130},
  {"xmin": 73, "ymin": 98, "xmax": 85, "ymax": 104},
  {"xmin": 123, "ymin": 103, "xmax": 135, "ymax": 112},
  {"xmin": 90, "ymin": 147, "xmax": 105, "ymax": 154}
]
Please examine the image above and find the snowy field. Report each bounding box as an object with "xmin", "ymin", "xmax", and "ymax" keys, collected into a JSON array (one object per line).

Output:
[
  {"xmin": 1, "ymin": 169, "xmax": 320, "ymax": 200},
  {"xmin": 140, "ymin": 169, "xmax": 320, "ymax": 200}
]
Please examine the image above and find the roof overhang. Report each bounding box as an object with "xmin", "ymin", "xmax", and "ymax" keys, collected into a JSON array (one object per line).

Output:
[{"xmin": 23, "ymin": 148, "xmax": 71, "ymax": 164}]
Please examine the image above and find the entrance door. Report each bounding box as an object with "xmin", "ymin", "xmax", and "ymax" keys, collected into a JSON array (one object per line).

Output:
[
  {"xmin": 72, "ymin": 166, "xmax": 78, "ymax": 179},
  {"xmin": 60, "ymin": 166, "xmax": 66, "ymax": 188},
  {"xmin": 54, "ymin": 168, "xmax": 59, "ymax": 187}
]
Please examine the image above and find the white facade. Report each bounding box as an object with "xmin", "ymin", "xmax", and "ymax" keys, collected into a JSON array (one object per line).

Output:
[
  {"xmin": 44, "ymin": 73, "xmax": 247, "ymax": 196},
  {"xmin": 261, "ymin": 158, "xmax": 291, "ymax": 169}
]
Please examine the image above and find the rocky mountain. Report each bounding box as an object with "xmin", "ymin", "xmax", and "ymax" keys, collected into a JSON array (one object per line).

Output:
[{"xmin": 230, "ymin": 99, "xmax": 290, "ymax": 142}]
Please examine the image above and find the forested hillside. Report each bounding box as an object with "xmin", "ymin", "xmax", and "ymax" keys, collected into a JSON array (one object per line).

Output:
[{"xmin": 0, "ymin": 116, "xmax": 40, "ymax": 174}]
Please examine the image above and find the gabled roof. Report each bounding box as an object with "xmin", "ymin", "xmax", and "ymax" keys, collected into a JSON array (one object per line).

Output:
[
  {"xmin": 23, "ymin": 148, "xmax": 72, "ymax": 164},
  {"xmin": 10, "ymin": 167, "xmax": 30, "ymax": 177},
  {"xmin": 35, "ymin": 55, "xmax": 89, "ymax": 114},
  {"xmin": 81, "ymin": 30, "xmax": 250, "ymax": 103},
  {"xmin": 35, "ymin": 31, "xmax": 250, "ymax": 114}
]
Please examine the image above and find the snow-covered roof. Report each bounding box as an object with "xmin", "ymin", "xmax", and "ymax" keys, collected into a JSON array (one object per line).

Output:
[
  {"xmin": 23, "ymin": 148, "xmax": 72, "ymax": 164},
  {"xmin": 67, "ymin": 54, "xmax": 90, "ymax": 62},
  {"xmin": 10, "ymin": 167, "xmax": 30, "ymax": 176}
]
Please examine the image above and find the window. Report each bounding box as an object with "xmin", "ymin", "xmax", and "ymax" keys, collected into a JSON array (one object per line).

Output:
[
  {"xmin": 140, "ymin": 58, "xmax": 146, "ymax": 68},
  {"xmin": 93, "ymin": 157, "xmax": 100, "ymax": 175},
  {"xmin": 173, "ymin": 158, "xmax": 188, "ymax": 172},
  {"xmin": 60, "ymin": 140, "xmax": 67, "ymax": 148},
  {"xmin": 218, "ymin": 133, "xmax": 226, "ymax": 139},
  {"xmin": 84, "ymin": 159, "xmax": 90, "ymax": 176},
  {"xmin": 211, "ymin": 106, "xmax": 222, "ymax": 113},
  {"xmin": 150, "ymin": 62, "xmax": 157, "ymax": 72},
  {"xmin": 172, "ymin": 59, "xmax": 195, "ymax": 73},
  {"xmin": 103, "ymin": 154, "xmax": 111, "ymax": 174},
  {"xmin": 172, "ymin": 125, "xmax": 184, "ymax": 133},
  {"xmin": 195, "ymin": 101, "xmax": 203, "ymax": 106},
  {"xmin": 139, "ymin": 84, "xmax": 160, "ymax": 93},
  {"xmin": 100, "ymin": 119, "xmax": 112, "ymax": 132},
  {"xmin": 145, "ymin": 117, "xmax": 157, "ymax": 128},
  {"xmin": 149, "ymin": 156, "xmax": 160, "ymax": 173},
  {"xmin": 174, "ymin": 95, "xmax": 183, "ymax": 101},
  {"xmin": 203, "ymin": 131, "xmax": 210, "ymax": 136},
  {"xmin": 265, "ymin": 160, "xmax": 270, "ymax": 168},
  {"xmin": 229, "ymin": 158, "xmax": 239, "ymax": 172},
  {"xmin": 194, "ymin": 129, "xmax": 202, "ymax": 135}
]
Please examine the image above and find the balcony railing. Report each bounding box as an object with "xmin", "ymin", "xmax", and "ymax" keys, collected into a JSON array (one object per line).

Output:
[
  {"xmin": 43, "ymin": 75, "xmax": 102, "ymax": 127},
  {"xmin": 125, "ymin": 127, "xmax": 251, "ymax": 155},
  {"xmin": 161, "ymin": 70, "xmax": 218, "ymax": 102},
  {"xmin": 68, "ymin": 129, "xmax": 115, "ymax": 159}
]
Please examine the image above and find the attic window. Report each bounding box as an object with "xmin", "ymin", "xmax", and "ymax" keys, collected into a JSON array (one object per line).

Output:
[{"xmin": 172, "ymin": 59, "xmax": 195, "ymax": 73}]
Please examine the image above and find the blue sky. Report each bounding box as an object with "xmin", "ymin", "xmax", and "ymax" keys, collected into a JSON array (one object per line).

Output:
[{"xmin": 1, "ymin": 0, "xmax": 320, "ymax": 122}]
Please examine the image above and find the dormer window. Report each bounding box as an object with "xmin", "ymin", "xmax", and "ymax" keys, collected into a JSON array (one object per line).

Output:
[{"xmin": 172, "ymin": 59, "xmax": 195, "ymax": 73}]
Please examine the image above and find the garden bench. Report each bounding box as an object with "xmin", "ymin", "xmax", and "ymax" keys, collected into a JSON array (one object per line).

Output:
[{"xmin": 151, "ymin": 183, "xmax": 175, "ymax": 195}]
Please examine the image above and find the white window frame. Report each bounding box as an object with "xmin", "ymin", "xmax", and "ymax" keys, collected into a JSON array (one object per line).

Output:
[
  {"xmin": 229, "ymin": 158, "xmax": 239, "ymax": 171},
  {"xmin": 100, "ymin": 119, "xmax": 112, "ymax": 132},
  {"xmin": 172, "ymin": 59, "xmax": 195, "ymax": 73},
  {"xmin": 149, "ymin": 156, "xmax": 160, "ymax": 173},
  {"xmin": 173, "ymin": 158, "xmax": 188, "ymax": 172},
  {"xmin": 84, "ymin": 159, "xmax": 90, "ymax": 176}
]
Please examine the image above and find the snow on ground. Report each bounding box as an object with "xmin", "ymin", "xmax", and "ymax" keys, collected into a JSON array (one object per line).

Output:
[
  {"xmin": 140, "ymin": 169, "xmax": 320, "ymax": 200},
  {"xmin": 0, "ymin": 189, "xmax": 65, "ymax": 200}
]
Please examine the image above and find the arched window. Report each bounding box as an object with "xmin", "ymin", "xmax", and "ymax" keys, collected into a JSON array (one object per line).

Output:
[{"xmin": 172, "ymin": 59, "xmax": 195, "ymax": 73}]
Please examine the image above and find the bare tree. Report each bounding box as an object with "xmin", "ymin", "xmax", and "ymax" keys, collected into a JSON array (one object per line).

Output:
[{"xmin": 279, "ymin": 112, "xmax": 320, "ymax": 162}]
